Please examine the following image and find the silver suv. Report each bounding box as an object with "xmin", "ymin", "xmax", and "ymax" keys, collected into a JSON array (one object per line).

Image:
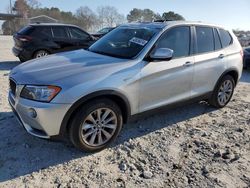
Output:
[{"xmin": 9, "ymin": 21, "xmax": 243, "ymax": 151}]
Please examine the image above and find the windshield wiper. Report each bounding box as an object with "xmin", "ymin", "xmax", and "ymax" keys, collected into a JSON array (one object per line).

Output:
[{"xmin": 89, "ymin": 49, "xmax": 129, "ymax": 59}]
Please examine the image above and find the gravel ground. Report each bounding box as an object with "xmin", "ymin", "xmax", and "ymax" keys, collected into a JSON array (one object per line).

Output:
[{"xmin": 0, "ymin": 35, "xmax": 250, "ymax": 188}]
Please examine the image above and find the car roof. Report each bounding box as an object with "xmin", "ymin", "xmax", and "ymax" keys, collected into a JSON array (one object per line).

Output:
[{"xmin": 120, "ymin": 21, "xmax": 225, "ymax": 30}]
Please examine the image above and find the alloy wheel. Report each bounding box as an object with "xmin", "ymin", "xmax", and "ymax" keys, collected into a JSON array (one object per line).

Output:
[
  {"xmin": 81, "ymin": 108, "xmax": 118, "ymax": 147},
  {"xmin": 35, "ymin": 51, "xmax": 48, "ymax": 58},
  {"xmin": 217, "ymin": 79, "xmax": 233, "ymax": 106}
]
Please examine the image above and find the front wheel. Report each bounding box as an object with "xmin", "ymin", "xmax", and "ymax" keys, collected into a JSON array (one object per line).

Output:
[
  {"xmin": 209, "ymin": 75, "xmax": 235, "ymax": 108},
  {"xmin": 69, "ymin": 98, "xmax": 123, "ymax": 152}
]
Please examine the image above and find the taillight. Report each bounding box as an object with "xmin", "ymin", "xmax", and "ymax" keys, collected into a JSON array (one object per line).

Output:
[{"xmin": 18, "ymin": 35, "xmax": 32, "ymax": 42}]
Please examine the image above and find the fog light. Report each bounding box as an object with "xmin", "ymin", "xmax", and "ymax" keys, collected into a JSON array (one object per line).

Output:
[{"xmin": 28, "ymin": 108, "xmax": 37, "ymax": 118}]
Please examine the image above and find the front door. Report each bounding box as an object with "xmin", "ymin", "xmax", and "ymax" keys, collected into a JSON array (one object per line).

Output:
[
  {"xmin": 68, "ymin": 27, "xmax": 94, "ymax": 50},
  {"xmin": 52, "ymin": 26, "xmax": 74, "ymax": 53},
  {"xmin": 139, "ymin": 26, "xmax": 194, "ymax": 112}
]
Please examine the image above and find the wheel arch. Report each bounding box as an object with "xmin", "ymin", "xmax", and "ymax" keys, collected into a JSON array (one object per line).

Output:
[
  {"xmin": 214, "ymin": 68, "xmax": 239, "ymax": 90},
  {"xmin": 59, "ymin": 90, "xmax": 131, "ymax": 137}
]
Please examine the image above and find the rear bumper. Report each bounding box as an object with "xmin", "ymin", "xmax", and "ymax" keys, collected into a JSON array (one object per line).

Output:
[
  {"xmin": 12, "ymin": 46, "xmax": 22, "ymax": 57},
  {"xmin": 12, "ymin": 46, "xmax": 32, "ymax": 61},
  {"xmin": 8, "ymin": 91, "xmax": 71, "ymax": 139}
]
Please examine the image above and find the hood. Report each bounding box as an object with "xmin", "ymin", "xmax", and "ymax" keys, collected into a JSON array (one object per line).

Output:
[{"xmin": 10, "ymin": 49, "xmax": 129, "ymax": 86}]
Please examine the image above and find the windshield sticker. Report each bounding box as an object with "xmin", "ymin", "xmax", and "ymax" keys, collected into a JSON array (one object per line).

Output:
[{"xmin": 129, "ymin": 37, "xmax": 148, "ymax": 46}]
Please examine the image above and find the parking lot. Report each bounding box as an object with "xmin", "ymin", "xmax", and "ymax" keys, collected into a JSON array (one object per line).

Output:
[{"xmin": 0, "ymin": 35, "xmax": 250, "ymax": 187}]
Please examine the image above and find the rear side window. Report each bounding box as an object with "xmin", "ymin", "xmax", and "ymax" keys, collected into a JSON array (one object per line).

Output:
[
  {"xmin": 18, "ymin": 26, "xmax": 35, "ymax": 35},
  {"xmin": 214, "ymin": 28, "xmax": 222, "ymax": 50},
  {"xmin": 52, "ymin": 27, "xmax": 68, "ymax": 39},
  {"xmin": 156, "ymin": 26, "xmax": 190, "ymax": 58},
  {"xmin": 69, "ymin": 27, "xmax": 89, "ymax": 40},
  {"xmin": 31, "ymin": 27, "xmax": 52, "ymax": 38},
  {"xmin": 219, "ymin": 29, "xmax": 232, "ymax": 48},
  {"xmin": 196, "ymin": 27, "xmax": 214, "ymax": 54}
]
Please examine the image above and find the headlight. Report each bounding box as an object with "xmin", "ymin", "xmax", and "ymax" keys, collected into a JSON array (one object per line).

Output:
[{"xmin": 20, "ymin": 85, "xmax": 61, "ymax": 102}]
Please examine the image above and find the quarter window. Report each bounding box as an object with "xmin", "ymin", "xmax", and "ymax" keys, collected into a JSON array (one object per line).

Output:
[
  {"xmin": 156, "ymin": 26, "xmax": 190, "ymax": 58},
  {"xmin": 52, "ymin": 27, "xmax": 68, "ymax": 39},
  {"xmin": 18, "ymin": 26, "xmax": 35, "ymax": 35},
  {"xmin": 219, "ymin": 29, "xmax": 232, "ymax": 48},
  {"xmin": 196, "ymin": 27, "xmax": 214, "ymax": 54}
]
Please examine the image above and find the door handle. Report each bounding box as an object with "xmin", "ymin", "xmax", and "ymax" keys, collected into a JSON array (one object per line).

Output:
[
  {"xmin": 183, "ymin": 61, "xmax": 193, "ymax": 67},
  {"xmin": 218, "ymin": 54, "xmax": 225, "ymax": 59}
]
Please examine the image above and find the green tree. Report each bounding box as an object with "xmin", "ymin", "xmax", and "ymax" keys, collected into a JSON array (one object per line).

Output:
[
  {"xmin": 162, "ymin": 11, "xmax": 185, "ymax": 21},
  {"xmin": 127, "ymin": 8, "xmax": 143, "ymax": 22},
  {"xmin": 127, "ymin": 8, "xmax": 160, "ymax": 22}
]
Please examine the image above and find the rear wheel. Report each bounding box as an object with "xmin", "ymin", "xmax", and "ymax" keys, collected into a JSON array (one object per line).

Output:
[
  {"xmin": 33, "ymin": 50, "xmax": 49, "ymax": 59},
  {"xmin": 209, "ymin": 75, "xmax": 235, "ymax": 108},
  {"xmin": 69, "ymin": 98, "xmax": 123, "ymax": 152}
]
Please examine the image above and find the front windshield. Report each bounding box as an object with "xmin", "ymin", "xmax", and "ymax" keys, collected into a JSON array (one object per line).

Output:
[{"xmin": 89, "ymin": 27, "xmax": 160, "ymax": 59}]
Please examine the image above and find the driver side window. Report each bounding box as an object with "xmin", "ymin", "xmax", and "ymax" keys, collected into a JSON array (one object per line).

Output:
[{"xmin": 156, "ymin": 26, "xmax": 190, "ymax": 58}]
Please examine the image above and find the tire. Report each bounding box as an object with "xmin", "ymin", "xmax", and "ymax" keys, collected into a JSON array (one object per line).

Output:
[
  {"xmin": 33, "ymin": 50, "xmax": 49, "ymax": 59},
  {"xmin": 69, "ymin": 98, "xmax": 123, "ymax": 152},
  {"xmin": 209, "ymin": 75, "xmax": 235, "ymax": 108}
]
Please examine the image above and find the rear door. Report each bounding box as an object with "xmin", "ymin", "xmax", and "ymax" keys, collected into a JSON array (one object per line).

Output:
[
  {"xmin": 192, "ymin": 26, "xmax": 226, "ymax": 97},
  {"xmin": 51, "ymin": 26, "xmax": 74, "ymax": 53},
  {"xmin": 218, "ymin": 29, "xmax": 238, "ymax": 70},
  {"xmin": 68, "ymin": 27, "xmax": 94, "ymax": 49},
  {"xmin": 30, "ymin": 26, "xmax": 53, "ymax": 43}
]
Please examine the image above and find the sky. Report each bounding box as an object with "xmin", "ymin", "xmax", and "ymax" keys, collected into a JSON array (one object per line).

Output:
[{"xmin": 0, "ymin": 0, "xmax": 250, "ymax": 30}]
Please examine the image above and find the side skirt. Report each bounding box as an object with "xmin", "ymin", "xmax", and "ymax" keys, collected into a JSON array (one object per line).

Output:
[{"xmin": 128, "ymin": 92, "xmax": 213, "ymax": 122}]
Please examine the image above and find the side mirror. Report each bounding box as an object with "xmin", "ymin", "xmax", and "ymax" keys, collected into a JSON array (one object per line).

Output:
[{"xmin": 150, "ymin": 48, "xmax": 174, "ymax": 61}]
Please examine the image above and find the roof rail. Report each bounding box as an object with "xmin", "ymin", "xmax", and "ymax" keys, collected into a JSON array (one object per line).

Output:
[{"xmin": 153, "ymin": 19, "xmax": 176, "ymax": 22}]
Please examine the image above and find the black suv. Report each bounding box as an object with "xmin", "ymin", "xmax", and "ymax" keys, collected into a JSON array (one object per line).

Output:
[
  {"xmin": 243, "ymin": 46, "xmax": 250, "ymax": 69},
  {"xmin": 12, "ymin": 23, "xmax": 96, "ymax": 62}
]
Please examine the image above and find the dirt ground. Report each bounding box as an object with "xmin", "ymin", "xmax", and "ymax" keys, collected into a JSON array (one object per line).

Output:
[{"xmin": 0, "ymin": 35, "xmax": 250, "ymax": 188}]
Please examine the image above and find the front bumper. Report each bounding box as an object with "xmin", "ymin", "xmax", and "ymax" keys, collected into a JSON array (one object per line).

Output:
[{"xmin": 8, "ymin": 90, "xmax": 71, "ymax": 139}]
